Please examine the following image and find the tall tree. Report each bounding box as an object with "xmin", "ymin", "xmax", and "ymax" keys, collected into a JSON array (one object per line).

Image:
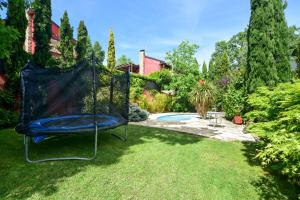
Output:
[
  {"xmin": 245, "ymin": 0, "xmax": 278, "ymax": 93},
  {"xmin": 107, "ymin": 29, "xmax": 116, "ymax": 72},
  {"xmin": 202, "ymin": 61, "xmax": 207, "ymax": 79},
  {"xmin": 6, "ymin": 0, "xmax": 27, "ymax": 50},
  {"xmin": 85, "ymin": 36, "xmax": 93, "ymax": 60},
  {"xmin": 58, "ymin": 10, "xmax": 74, "ymax": 67},
  {"xmin": 0, "ymin": 24, "xmax": 19, "ymax": 59},
  {"xmin": 296, "ymin": 38, "xmax": 300, "ymax": 78},
  {"xmin": 273, "ymin": 0, "xmax": 291, "ymax": 82},
  {"xmin": 5, "ymin": 0, "xmax": 27, "ymax": 81},
  {"xmin": 227, "ymin": 30, "xmax": 248, "ymax": 70},
  {"xmin": 117, "ymin": 55, "xmax": 133, "ymax": 66},
  {"xmin": 33, "ymin": 0, "xmax": 52, "ymax": 66},
  {"xmin": 288, "ymin": 26, "xmax": 300, "ymax": 77},
  {"xmin": 75, "ymin": 20, "xmax": 88, "ymax": 61},
  {"xmin": 165, "ymin": 41, "xmax": 200, "ymax": 112},
  {"xmin": 211, "ymin": 41, "xmax": 228, "ymax": 63},
  {"xmin": 93, "ymin": 41, "xmax": 105, "ymax": 65},
  {"xmin": 208, "ymin": 59, "xmax": 215, "ymax": 80},
  {"xmin": 165, "ymin": 40, "xmax": 199, "ymax": 76},
  {"xmin": 215, "ymin": 52, "xmax": 230, "ymax": 80},
  {"xmin": 1, "ymin": 0, "xmax": 14, "ymax": 59}
]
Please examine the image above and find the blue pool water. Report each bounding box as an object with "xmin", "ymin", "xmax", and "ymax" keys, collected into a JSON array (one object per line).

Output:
[{"xmin": 157, "ymin": 114, "xmax": 200, "ymax": 122}]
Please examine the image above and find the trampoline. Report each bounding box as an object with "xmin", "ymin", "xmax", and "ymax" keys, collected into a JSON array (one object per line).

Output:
[
  {"xmin": 16, "ymin": 56, "xmax": 130, "ymax": 163},
  {"xmin": 28, "ymin": 114, "xmax": 123, "ymax": 135}
]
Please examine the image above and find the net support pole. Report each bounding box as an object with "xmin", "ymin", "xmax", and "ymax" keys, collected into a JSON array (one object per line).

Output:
[
  {"xmin": 111, "ymin": 69, "xmax": 129, "ymax": 142},
  {"xmin": 92, "ymin": 50, "xmax": 98, "ymax": 153},
  {"xmin": 109, "ymin": 76, "xmax": 114, "ymax": 114}
]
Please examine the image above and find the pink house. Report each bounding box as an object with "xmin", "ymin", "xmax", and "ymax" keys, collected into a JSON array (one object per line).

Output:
[
  {"xmin": 25, "ymin": 8, "xmax": 62, "ymax": 58},
  {"xmin": 0, "ymin": 61, "xmax": 7, "ymax": 90},
  {"xmin": 139, "ymin": 50, "xmax": 170, "ymax": 76}
]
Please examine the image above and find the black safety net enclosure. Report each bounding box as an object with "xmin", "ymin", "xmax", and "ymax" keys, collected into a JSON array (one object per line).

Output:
[{"xmin": 15, "ymin": 60, "xmax": 130, "ymax": 162}]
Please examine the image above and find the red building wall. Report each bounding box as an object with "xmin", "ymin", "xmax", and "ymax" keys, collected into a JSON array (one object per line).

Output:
[
  {"xmin": 143, "ymin": 56, "xmax": 163, "ymax": 76},
  {"xmin": 0, "ymin": 74, "xmax": 7, "ymax": 90},
  {"xmin": 25, "ymin": 9, "xmax": 61, "ymax": 56},
  {"xmin": 51, "ymin": 22, "xmax": 60, "ymax": 40}
]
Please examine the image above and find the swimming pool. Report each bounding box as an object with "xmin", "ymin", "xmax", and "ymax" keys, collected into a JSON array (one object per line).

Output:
[{"xmin": 157, "ymin": 114, "xmax": 200, "ymax": 122}]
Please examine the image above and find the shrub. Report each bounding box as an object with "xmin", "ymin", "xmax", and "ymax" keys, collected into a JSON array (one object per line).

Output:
[
  {"xmin": 130, "ymin": 75, "xmax": 159, "ymax": 101},
  {"xmin": 148, "ymin": 69, "xmax": 172, "ymax": 90},
  {"xmin": 189, "ymin": 81, "xmax": 215, "ymax": 118},
  {"xmin": 129, "ymin": 104, "xmax": 149, "ymax": 122},
  {"xmin": 0, "ymin": 108, "xmax": 19, "ymax": 128},
  {"xmin": 256, "ymin": 133, "xmax": 300, "ymax": 184},
  {"xmin": 130, "ymin": 76, "xmax": 146, "ymax": 101},
  {"xmin": 0, "ymin": 89, "xmax": 15, "ymax": 108},
  {"xmin": 246, "ymin": 81, "xmax": 300, "ymax": 184},
  {"xmin": 0, "ymin": 89, "xmax": 19, "ymax": 128},
  {"xmin": 138, "ymin": 93, "xmax": 172, "ymax": 113},
  {"xmin": 168, "ymin": 73, "xmax": 197, "ymax": 112},
  {"xmin": 223, "ymin": 86, "xmax": 244, "ymax": 120},
  {"xmin": 151, "ymin": 93, "xmax": 172, "ymax": 112}
]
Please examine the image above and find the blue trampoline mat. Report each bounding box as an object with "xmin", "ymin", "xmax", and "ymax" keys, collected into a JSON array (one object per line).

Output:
[{"xmin": 27, "ymin": 114, "xmax": 123, "ymax": 143}]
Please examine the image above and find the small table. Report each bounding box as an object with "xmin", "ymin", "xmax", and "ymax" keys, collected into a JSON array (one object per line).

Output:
[{"xmin": 207, "ymin": 111, "xmax": 223, "ymax": 127}]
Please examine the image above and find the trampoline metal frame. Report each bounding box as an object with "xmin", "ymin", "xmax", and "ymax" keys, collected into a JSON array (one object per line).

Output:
[
  {"xmin": 24, "ymin": 125, "xmax": 98, "ymax": 163},
  {"xmin": 112, "ymin": 125, "xmax": 128, "ymax": 142},
  {"xmin": 24, "ymin": 125, "xmax": 128, "ymax": 163}
]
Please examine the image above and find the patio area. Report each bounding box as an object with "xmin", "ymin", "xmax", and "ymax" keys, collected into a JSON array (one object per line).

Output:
[{"xmin": 131, "ymin": 113, "xmax": 256, "ymax": 142}]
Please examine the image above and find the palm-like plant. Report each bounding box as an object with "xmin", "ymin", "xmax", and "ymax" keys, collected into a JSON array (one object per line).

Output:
[{"xmin": 189, "ymin": 81, "xmax": 215, "ymax": 118}]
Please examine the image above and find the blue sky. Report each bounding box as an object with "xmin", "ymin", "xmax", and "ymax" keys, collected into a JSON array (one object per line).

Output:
[{"xmin": 2, "ymin": 0, "xmax": 300, "ymax": 65}]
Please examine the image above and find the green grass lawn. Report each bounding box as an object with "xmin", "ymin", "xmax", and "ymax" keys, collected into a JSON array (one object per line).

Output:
[{"xmin": 0, "ymin": 125, "xmax": 298, "ymax": 200}]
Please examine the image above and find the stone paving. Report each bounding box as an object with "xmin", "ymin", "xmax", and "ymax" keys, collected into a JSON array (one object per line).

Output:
[{"xmin": 130, "ymin": 113, "xmax": 256, "ymax": 142}]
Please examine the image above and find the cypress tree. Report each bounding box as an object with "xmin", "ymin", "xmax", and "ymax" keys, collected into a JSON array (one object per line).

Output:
[
  {"xmin": 58, "ymin": 11, "xmax": 74, "ymax": 67},
  {"xmin": 202, "ymin": 61, "xmax": 207, "ymax": 79},
  {"xmin": 107, "ymin": 29, "xmax": 116, "ymax": 72},
  {"xmin": 33, "ymin": 0, "xmax": 52, "ymax": 66},
  {"xmin": 75, "ymin": 20, "xmax": 88, "ymax": 61},
  {"xmin": 273, "ymin": 0, "xmax": 291, "ymax": 82},
  {"xmin": 5, "ymin": 0, "xmax": 27, "ymax": 83},
  {"xmin": 85, "ymin": 36, "xmax": 93, "ymax": 60},
  {"xmin": 93, "ymin": 41, "xmax": 105, "ymax": 65},
  {"xmin": 208, "ymin": 59, "xmax": 215, "ymax": 81},
  {"xmin": 6, "ymin": 0, "xmax": 27, "ymax": 51},
  {"xmin": 246, "ymin": 0, "xmax": 278, "ymax": 93}
]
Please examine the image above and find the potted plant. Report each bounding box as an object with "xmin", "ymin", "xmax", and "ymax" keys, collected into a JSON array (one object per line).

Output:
[
  {"xmin": 223, "ymin": 86, "xmax": 244, "ymax": 125},
  {"xmin": 233, "ymin": 106, "xmax": 243, "ymax": 125}
]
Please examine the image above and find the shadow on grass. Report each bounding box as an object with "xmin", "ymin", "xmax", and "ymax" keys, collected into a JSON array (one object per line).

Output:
[
  {"xmin": 242, "ymin": 142, "xmax": 300, "ymax": 200},
  {"xmin": 0, "ymin": 125, "xmax": 203, "ymax": 199}
]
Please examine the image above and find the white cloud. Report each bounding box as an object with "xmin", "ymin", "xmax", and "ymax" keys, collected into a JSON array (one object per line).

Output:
[
  {"xmin": 166, "ymin": 0, "xmax": 210, "ymax": 21},
  {"xmin": 119, "ymin": 42, "xmax": 136, "ymax": 50}
]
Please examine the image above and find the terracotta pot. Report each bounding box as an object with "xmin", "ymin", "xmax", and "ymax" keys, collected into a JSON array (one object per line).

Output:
[{"xmin": 233, "ymin": 115, "xmax": 243, "ymax": 125}]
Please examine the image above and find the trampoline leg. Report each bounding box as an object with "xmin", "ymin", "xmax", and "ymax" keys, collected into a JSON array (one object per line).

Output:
[
  {"xmin": 24, "ymin": 135, "xmax": 31, "ymax": 163},
  {"xmin": 112, "ymin": 125, "xmax": 128, "ymax": 142},
  {"xmin": 24, "ymin": 129, "xmax": 98, "ymax": 163}
]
